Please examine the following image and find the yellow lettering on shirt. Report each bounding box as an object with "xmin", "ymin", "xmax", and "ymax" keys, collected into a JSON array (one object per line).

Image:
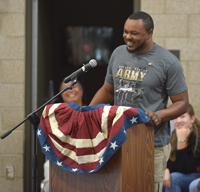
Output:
[
  {"xmin": 130, "ymin": 70, "xmax": 139, "ymax": 80},
  {"xmin": 123, "ymin": 69, "xmax": 131, "ymax": 79},
  {"xmin": 140, "ymin": 72, "xmax": 147, "ymax": 81},
  {"xmin": 116, "ymin": 68, "xmax": 123, "ymax": 78}
]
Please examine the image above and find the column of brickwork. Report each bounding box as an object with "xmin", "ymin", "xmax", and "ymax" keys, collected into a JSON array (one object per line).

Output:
[{"xmin": 0, "ymin": 0, "xmax": 25, "ymax": 191}]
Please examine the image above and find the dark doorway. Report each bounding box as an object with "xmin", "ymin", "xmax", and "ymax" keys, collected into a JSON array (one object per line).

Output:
[
  {"xmin": 37, "ymin": 0, "xmax": 133, "ymax": 106},
  {"xmin": 33, "ymin": 0, "xmax": 133, "ymax": 191}
]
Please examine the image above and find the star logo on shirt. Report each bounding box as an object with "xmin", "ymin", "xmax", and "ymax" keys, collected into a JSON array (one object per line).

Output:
[
  {"xmin": 130, "ymin": 117, "xmax": 137, "ymax": 124},
  {"xmin": 37, "ymin": 129, "xmax": 41, "ymax": 136},
  {"xmin": 43, "ymin": 144, "xmax": 50, "ymax": 152},
  {"xmin": 110, "ymin": 141, "xmax": 118, "ymax": 150},
  {"xmin": 56, "ymin": 161, "xmax": 63, "ymax": 166}
]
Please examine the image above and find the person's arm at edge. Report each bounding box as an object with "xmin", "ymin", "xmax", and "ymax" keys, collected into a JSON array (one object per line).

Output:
[
  {"xmin": 163, "ymin": 168, "xmax": 171, "ymax": 188},
  {"xmin": 146, "ymin": 90, "xmax": 189, "ymax": 127},
  {"xmin": 158, "ymin": 90, "xmax": 189, "ymax": 121},
  {"xmin": 89, "ymin": 81, "xmax": 114, "ymax": 106}
]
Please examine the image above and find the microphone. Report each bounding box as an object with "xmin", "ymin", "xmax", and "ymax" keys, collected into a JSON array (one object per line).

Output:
[{"xmin": 63, "ymin": 59, "xmax": 97, "ymax": 83}]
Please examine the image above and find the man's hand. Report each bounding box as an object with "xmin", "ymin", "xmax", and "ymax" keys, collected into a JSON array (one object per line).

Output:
[{"xmin": 145, "ymin": 111, "xmax": 161, "ymax": 127}]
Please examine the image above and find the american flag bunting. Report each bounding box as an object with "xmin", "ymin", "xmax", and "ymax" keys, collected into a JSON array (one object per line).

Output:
[{"xmin": 37, "ymin": 102, "xmax": 150, "ymax": 173}]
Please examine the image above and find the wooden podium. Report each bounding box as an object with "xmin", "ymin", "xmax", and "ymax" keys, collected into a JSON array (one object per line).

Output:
[{"xmin": 50, "ymin": 124, "xmax": 154, "ymax": 192}]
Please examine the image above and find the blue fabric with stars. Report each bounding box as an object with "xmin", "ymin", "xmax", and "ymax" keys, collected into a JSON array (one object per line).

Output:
[{"xmin": 37, "ymin": 102, "xmax": 150, "ymax": 173}]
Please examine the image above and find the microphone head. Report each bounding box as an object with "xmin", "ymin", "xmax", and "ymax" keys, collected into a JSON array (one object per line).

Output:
[{"xmin": 89, "ymin": 59, "xmax": 97, "ymax": 68}]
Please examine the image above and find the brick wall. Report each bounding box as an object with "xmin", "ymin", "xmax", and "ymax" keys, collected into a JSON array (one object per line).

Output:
[{"xmin": 0, "ymin": 0, "xmax": 25, "ymax": 191}]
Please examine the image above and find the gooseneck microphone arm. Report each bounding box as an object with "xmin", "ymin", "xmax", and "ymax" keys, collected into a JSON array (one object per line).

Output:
[
  {"xmin": 1, "ymin": 59, "xmax": 97, "ymax": 139},
  {"xmin": 0, "ymin": 59, "xmax": 97, "ymax": 192},
  {"xmin": 0, "ymin": 79, "xmax": 79, "ymax": 140}
]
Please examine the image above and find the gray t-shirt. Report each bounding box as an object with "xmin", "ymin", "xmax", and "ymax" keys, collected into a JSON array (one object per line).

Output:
[{"xmin": 105, "ymin": 43, "xmax": 187, "ymax": 147}]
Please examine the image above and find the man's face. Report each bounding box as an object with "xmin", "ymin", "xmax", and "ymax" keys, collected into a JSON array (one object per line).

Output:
[
  {"xmin": 61, "ymin": 81, "xmax": 83, "ymax": 105},
  {"xmin": 123, "ymin": 19, "xmax": 151, "ymax": 54}
]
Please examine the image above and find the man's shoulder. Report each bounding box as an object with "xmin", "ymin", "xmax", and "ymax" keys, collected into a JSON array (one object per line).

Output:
[
  {"xmin": 110, "ymin": 45, "xmax": 129, "ymax": 60},
  {"xmin": 153, "ymin": 43, "xmax": 180, "ymax": 63},
  {"xmin": 154, "ymin": 43, "xmax": 172, "ymax": 54},
  {"xmin": 113, "ymin": 44, "xmax": 130, "ymax": 52},
  {"xmin": 114, "ymin": 45, "xmax": 127, "ymax": 51}
]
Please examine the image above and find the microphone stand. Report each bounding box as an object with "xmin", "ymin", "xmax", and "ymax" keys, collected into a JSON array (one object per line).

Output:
[{"xmin": 0, "ymin": 79, "xmax": 78, "ymax": 192}]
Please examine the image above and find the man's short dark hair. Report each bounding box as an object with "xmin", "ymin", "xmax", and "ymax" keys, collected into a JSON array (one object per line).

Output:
[{"xmin": 129, "ymin": 11, "xmax": 154, "ymax": 32}]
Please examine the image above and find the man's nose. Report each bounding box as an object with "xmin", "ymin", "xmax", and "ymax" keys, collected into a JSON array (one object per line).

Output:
[{"xmin": 126, "ymin": 33, "xmax": 132, "ymax": 39}]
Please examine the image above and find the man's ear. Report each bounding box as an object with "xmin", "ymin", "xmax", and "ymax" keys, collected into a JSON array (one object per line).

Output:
[{"xmin": 147, "ymin": 29, "xmax": 153, "ymax": 40}]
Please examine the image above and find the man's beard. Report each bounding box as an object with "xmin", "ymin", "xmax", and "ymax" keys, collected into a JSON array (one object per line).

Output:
[{"xmin": 126, "ymin": 38, "xmax": 147, "ymax": 53}]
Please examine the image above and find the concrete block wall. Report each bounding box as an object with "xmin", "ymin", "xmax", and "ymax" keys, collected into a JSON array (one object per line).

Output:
[
  {"xmin": 141, "ymin": 0, "xmax": 200, "ymax": 118},
  {"xmin": 0, "ymin": 0, "xmax": 25, "ymax": 191}
]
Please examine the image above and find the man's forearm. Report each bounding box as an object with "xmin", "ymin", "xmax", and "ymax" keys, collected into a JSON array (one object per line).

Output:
[
  {"xmin": 146, "ymin": 90, "xmax": 189, "ymax": 127},
  {"xmin": 156, "ymin": 100, "xmax": 188, "ymax": 122}
]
